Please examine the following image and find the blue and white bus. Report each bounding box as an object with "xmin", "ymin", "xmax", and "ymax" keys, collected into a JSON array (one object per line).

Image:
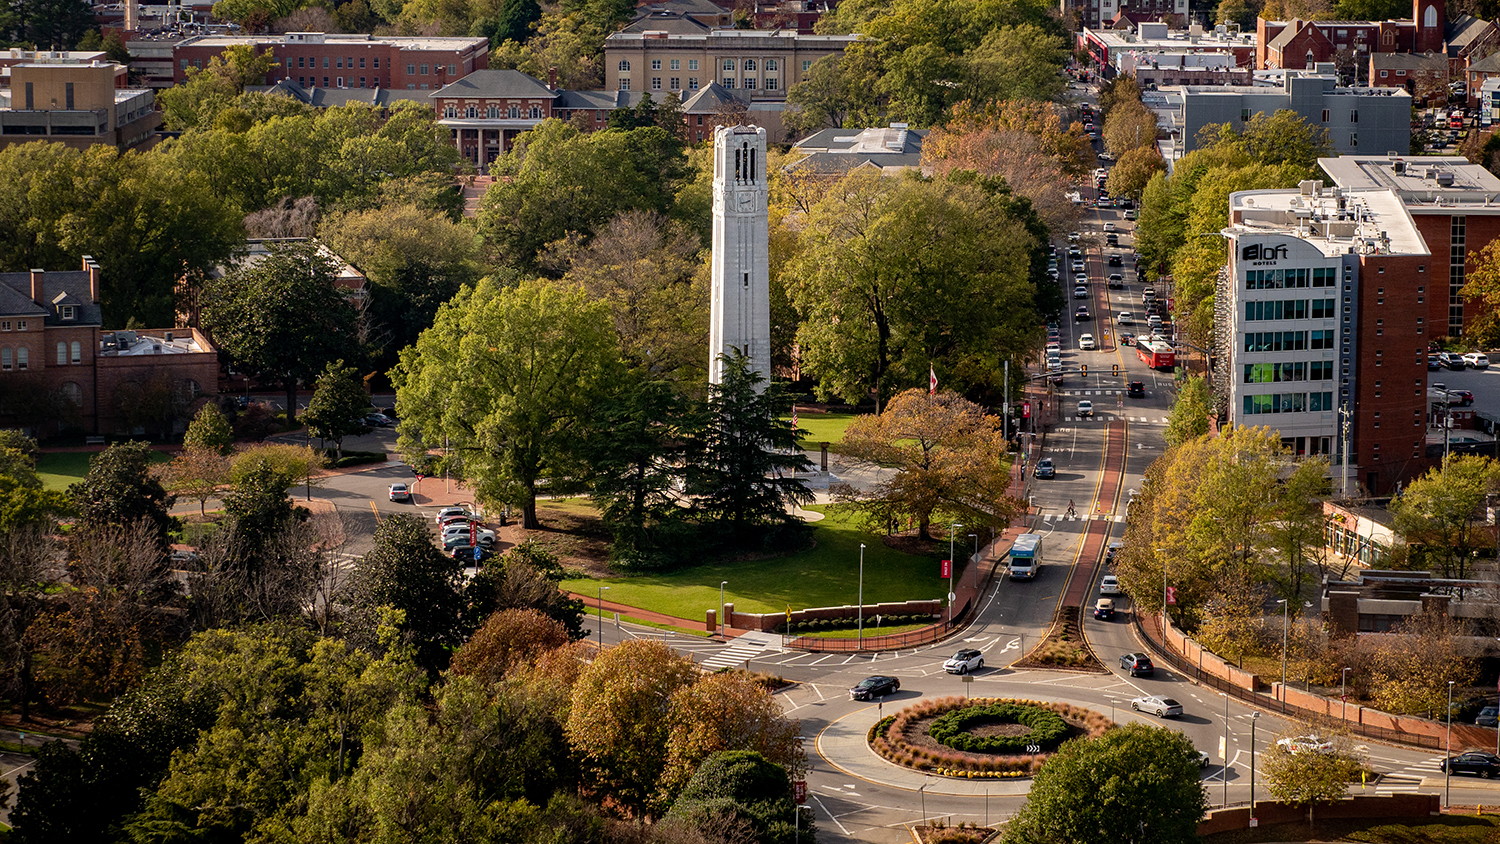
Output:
[{"xmin": 1009, "ymin": 533, "xmax": 1042, "ymax": 580}]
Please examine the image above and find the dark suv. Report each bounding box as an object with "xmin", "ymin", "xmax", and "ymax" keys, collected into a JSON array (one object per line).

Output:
[
  {"xmin": 1120, "ymin": 653, "xmax": 1155, "ymax": 676},
  {"xmin": 1127, "ymin": 381, "xmax": 1145, "ymax": 398}
]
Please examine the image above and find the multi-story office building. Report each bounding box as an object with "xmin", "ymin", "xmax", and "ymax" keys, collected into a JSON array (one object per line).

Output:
[
  {"xmin": 1320, "ymin": 155, "xmax": 1500, "ymax": 339},
  {"xmin": 0, "ymin": 60, "xmax": 160, "ymax": 151},
  {"xmin": 172, "ymin": 32, "xmax": 490, "ymax": 92},
  {"xmin": 1219, "ymin": 181, "xmax": 1430, "ymax": 494},
  {"xmin": 603, "ymin": 17, "xmax": 856, "ymax": 98}
]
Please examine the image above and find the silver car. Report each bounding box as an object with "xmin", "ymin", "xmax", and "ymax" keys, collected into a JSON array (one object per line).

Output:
[{"xmin": 1131, "ymin": 695, "xmax": 1183, "ymax": 718}]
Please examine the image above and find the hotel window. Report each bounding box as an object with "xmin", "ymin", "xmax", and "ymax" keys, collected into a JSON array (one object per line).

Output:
[
  {"xmin": 671, "ymin": 59, "xmax": 680, "ymax": 69},
  {"xmin": 689, "ymin": 59, "xmax": 699, "ymax": 70},
  {"xmin": 1321, "ymin": 109, "xmax": 1330, "ymax": 122},
  {"xmin": 71, "ymin": 341, "xmax": 80, "ymax": 364},
  {"xmin": 652, "ymin": 77, "xmax": 662, "ymax": 90},
  {"xmin": 1350, "ymin": 132, "xmax": 1357, "ymax": 147},
  {"xmin": 56, "ymin": 342, "xmax": 66, "ymax": 365},
  {"xmin": 15, "ymin": 348, "xmax": 25, "ymax": 370},
  {"xmin": 619, "ymin": 60, "xmax": 630, "ymax": 71},
  {"xmin": 670, "ymin": 77, "xmax": 680, "ymax": 89},
  {"xmin": 723, "ymin": 59, "xmax": 735, "ymax": 70},
  {"xmin": 1241, "ymin": 108, "xmax": 1251, "ymax": 121}
]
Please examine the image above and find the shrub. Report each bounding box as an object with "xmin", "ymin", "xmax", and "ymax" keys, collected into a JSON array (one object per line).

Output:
[{"xmin": 928, "ymin": 702, "xmax": 1070, "ymax": 754}]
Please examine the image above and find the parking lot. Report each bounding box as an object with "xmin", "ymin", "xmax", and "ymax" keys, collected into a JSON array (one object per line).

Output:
[{"xmin": 1429, "ymin": 362, "xmax": 1500, "ymax": 446}]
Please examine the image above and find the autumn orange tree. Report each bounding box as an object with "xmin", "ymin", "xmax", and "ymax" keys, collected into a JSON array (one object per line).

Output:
[
  {"xmin": 659, "ymin": 671, "xmax": 805, "ymax": 805},
  {"xmin": 160, "ymin": 447, "xmax": 230, "ymax": 517},
  {"xmin": 449, "ymin": 608, "xmax": 571, "ymax": 685},
  {"xmin": 833, "ymin": 389, "xmax": 1019, "ymax": 540}
]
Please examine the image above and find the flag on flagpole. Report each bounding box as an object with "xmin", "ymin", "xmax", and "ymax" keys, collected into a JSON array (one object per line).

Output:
[
  {"xmin": 791, "ymin": 405, "xmax": 798, "ymax": 428},
  {"xmin": 929, "ymin": 365, "xmax": 937, "ymax": 396}
]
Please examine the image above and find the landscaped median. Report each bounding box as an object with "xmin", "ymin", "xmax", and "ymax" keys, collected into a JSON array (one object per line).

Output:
[
  {"xmin": 561, "ymin": 505, "xmax": 951, "ymax": 623},
  {"xmin": 868, "ymin": 696, "xmax": 1114, "ymax": 779}
]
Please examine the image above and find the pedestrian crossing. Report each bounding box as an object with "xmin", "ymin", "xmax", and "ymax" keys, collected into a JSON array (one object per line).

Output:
[
  {"xmin": 1042, "ymin": 513, "xmax": 1127, "ymax": 523},
  {"xmin": 1376, "ymin": 756, "xmax": 1445, "ymax": 794},
  {"xmin": 1061, "ymin": 416, "xmax": 1170, "ymax": 424},
  {"xmin": 700, "ymin": 631, "xmax": 785, "ymax": 671}
]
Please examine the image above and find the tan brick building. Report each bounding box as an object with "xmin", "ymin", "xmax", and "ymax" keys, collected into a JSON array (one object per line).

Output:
[
  {"xmin": 0, "ymin": 60, "xmax": 161, "ymax": 151},
  {"xmin": 0, "ymin": 258, "xmax": 218, "ymax": 438}
]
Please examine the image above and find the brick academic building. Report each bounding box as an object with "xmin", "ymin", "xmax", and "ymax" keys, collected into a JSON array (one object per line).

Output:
[
  {"xmin": 0, "ymin": 258, "xmax": 218, "ymax": 438},
  {"xmin": 172, "ymin": 32, "xmax": 490, "ymax": 92}
]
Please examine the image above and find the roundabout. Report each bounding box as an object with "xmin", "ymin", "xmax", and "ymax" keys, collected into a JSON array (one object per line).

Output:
[{"xmin": 869, "ymin": 697, "xmax": 1112, "ymax": 778}]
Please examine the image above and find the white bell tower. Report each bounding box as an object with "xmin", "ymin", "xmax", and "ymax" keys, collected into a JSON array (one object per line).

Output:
[{"xmin": 709, "ymin": 124, "xmax": 771, "ymax": 387}]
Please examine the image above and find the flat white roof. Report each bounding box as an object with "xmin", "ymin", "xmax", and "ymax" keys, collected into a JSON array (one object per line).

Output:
[
  {"xmin": 1227, "ymin": 185, "xmax": 1429, "ymax": 257},
  {"xmin": 1084, "ymin": 26, "xmax": 1255, "ymax": 50},
  {"xmin": 1320, "ymin": 155, "xmax": 1500, "ymax": 214},
  {"xmin": 182, "ymin": 34, "xmax": 488, "ymax": 51}
]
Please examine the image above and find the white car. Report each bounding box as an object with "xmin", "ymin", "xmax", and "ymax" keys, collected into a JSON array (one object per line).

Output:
[
  {"xmin": 388, "ymin": 483, "xmax": 411, "ymax": 502},
  {"xmin": 1131, "ymin": 695, "xmax": 1183, "ymax": 718},
  {"xmin": 1079, "ymin": 333, "xmax": 1096, "ymax": 350},
  {"xmin": 1068, "ymin": 231, "xmax": 1081, "ymax": 242},
  {"xmin": 1103, "ymin": 222, "xmax": 1117, "ymax": 232},
  {"xmin": 1117, "ymin": 312, "xmax": 1135, "ymax": 325},
  {"xmin": 1464, "ymin": 352, "xmax": 1490, "ymax": 369},
  {"xmin": 1072, "ymin": 260, "xmax": 1085, "ymax": 273},
  {"xmin": 1074, "ymin": 286, "xmax": 1089, "ymax": 299},
  {"xmin": 442, "ymin": 527, "xmax": 496, "ymax": 547},
  {"xmin": 1099, "ymin": 574, "xmax": 1121, "ymax": 595},
  {"xmin": 1077, "ymin": 399, "xmax": 1094, "ymax": 417},
  {"xmin": 434, "ymin": 506, "xmax": 474, "ymax": 524},
  {"xmin": 1276, "ymin": 735, "xmax": 1334, "ymax": 755},
  {"xmin": 943, "ymin": 649, "xmax": 985, "ymax": 674}
]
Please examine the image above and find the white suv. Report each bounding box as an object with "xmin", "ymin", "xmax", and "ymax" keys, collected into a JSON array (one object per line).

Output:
[{"xmin": 1464, "ymin": 352, "xmax": 1490, "ymax": 369}]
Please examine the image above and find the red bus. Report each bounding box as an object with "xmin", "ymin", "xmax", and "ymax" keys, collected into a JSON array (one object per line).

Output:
[{"xmin": 1136, "ymin": 339, "xmax": 1176, "ymax": 370}]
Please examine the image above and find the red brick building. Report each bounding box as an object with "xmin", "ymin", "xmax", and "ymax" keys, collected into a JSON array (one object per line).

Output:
[
  {"xmin": 172, "ymin": 32, "xmax": 490, "ymax": 92},
  {"xmin": 0, "ymin": 257, "xmax": 219, "ymax": 438}
]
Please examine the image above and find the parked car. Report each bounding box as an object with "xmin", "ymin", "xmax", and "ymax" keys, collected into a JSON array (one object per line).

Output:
[
  {"xmin": 441, "ymin": 524, "xmax": 496, "ymax": 545},
  {"xmin": 1079, "ymin": 333, "xmax": 1096, "ymax": 350},
  {"xmin": 943, "ymin": 649, "xmax": 985, "ymax": 674},
  {"xmin": 1477, "ymin": 706, "xmax": 1500, "ymax": 727},
  {"xmin": 365, "ymin": 412, "xmax": 394, "ymax": 428},
  {"xmin": 1077, "ymin": 400, "xmax": 1094, "ymax": 417},
  {"xmin": 1120, "ymin": 653, "xmax": 1154, "ymax": 676},
  {"xmin": 1193, "ymin": 749, "xmax": 1212, "ymax": 768},
  {"xmin": 388, "ymin": 483, "xmax": 411, "ymax": 502},
  {"xmin": 1127, "ymin": 381, "xmax": 1146, "ymax": 398},
  {"xmin": 1429, "ymin": 355, "xmax": 1443, "ymax": 370},
  {"xmin": 1094, "ymin": 598, "xmax": 1115, "ymax": 620},
  {"xmin": 1142, "ymin": 286, "xmax": 1156, "ymax": 300},
  {"xmin": 1034, "ymin": 457, "xmax": 1055, "ymax": 479},
  {"xmin": 442, "ymin": 531, "xmax": 495, "ymax": 549},
  {"xmin": 850, "ymin": 675, "xmax": 900, "ymax": 700},
  {"xmin": 1464, "ymin": 352, "xmax": 1490, "ymax": 369},
  {"xmin": 1131, "ymin": 695, "xmax": 1183, "ymax": 718},
  {"xmin": 1444, "ymin": 352, "xmax": 1466, "ymax": 370},
  {"xmin": 434, "ymin": 506, "xmax": 474, "ymax": 523},
  {"xmin": 1099, "ymin": 574, "xmax": 1122, "ymax": 595},
  {"xmin": 1276, "ymin": 735, "xmax": 1334, "ymax": 755},
  {"xmin": 439, "ymin": 513, "xmax": 479, "ymax": 528}
]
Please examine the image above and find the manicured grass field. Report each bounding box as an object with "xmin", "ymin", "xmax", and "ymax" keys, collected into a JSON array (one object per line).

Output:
[
  {"xmin": 36, "ymin": 449, "xmax": 172, "ymax": 491},
  {"xmin": 786, "ymin": 412, "xmax": 860, "ymax": 447},
  {"xmin": 560, "ymin": 506, "xmax": 948, "ymax": 619}
]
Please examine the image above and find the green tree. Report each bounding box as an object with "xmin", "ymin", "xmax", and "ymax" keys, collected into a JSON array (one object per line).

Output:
[
  {"xmin": 686, "ymin": 351, "xmax": 813, "ymax": 538},
  {"xmin": 566, "ymin": 638, "xmax": 700, "ymax": 818},
  {"xmin": 1391, "ymin": 455, "xmax": 1500, "ymax": 579},
  {"xmin": 0, "ymin": 434, "xmax": 68, "ymax": 534},
  {"xmin": 660, "ymin": 673, "xmax": 804, "ymax": 807},
  {"xmin": 156, "ymin": 45, "xmax": 279, "ymax": 130},
  {"xmin": 461, "ymin": 539, "xmax": 587, "ymax": 640},
  {"xmin": 68, "ymin": 441, "xmax": 176, "ymax": 551},
  {"xmin": 1106, "ymin": 145, "xmax": 1165, "ymax": 199},
  {"xmin": 786, "ymin": 169, "xmax": 1040, "ymax": 408},
  {"xmin": 200, "ymin": 240, "xmax": 361, "ymax": 424},
  {"xmin": 667, "ymin": 750, "xmax": 809, "ymax": 844},
  {"xmin": 303, "ymin": 359, "xmax": 371, "ymax": 460},
  {"xmin": 964, "ymin": 25, "xmax": 1067, "ymax": 106},
  {"xmin": 222, "ymin": 457, "xmax": 301, "ymax": 543},
  {"xmin": 160, "ymin": 446, "xmax": 230, "ymax": 517},
  {"xmin": 1461, "ymin": 238, "xmax": 1500, "ymax": 347},
  {"xmin": 1164, "ymin": 375, "xmax": 1213, "ymax": 447},
  {"xmin": 1001, "ymin": 722, "xmax": 1207, "ymax": 844},
  {"xmin": 351, "ymin": 514, "xmax": 466, "ymax": 673},
  {"xmin": 393, "ymin": 278, "xmax": 623, "ymax": 528},
  {"xmin": 784, "ymin": 54, "xmax": 882, "ymax": 136},
  {"xmin": 1261, "ymin": 733, "xmax": 1366, "ymax": 824},
  {"xmin": 317, "ymin": 201, "xmax": 483, "ymax": 359},
  {"xmin": 1198, "ymin": 109, "xmax": 1333, "ymax": 170},
  {"xmin": 1103, "ymin": 100, "xmax": 1160, "ymax": 159},
  {"xmin": 478, "ymin": 120, "xmax": 689, "ymax": 268},
  {"xmin": 488, "ymin": 0, "xmax": 543, "ymax": 45},
  {"xmin": 834, "ymin": 388, "xmax": 1018, "ymax": 541},
  {"xmin": 183, "ymin": 403, "xmax": 235, "ymax": 455}
]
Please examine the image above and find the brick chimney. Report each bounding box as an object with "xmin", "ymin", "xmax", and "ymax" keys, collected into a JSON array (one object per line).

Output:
[
  {"xmin": 29, "ymin": 269, "xmax": 43, "ymax": 307},
  {"xmin": 82, "ymin": 255, "xmax": 100, "ymax": 303},
  {"xmin": 548, "ymin": 66, "xmax": 558, "ymax": 90}
]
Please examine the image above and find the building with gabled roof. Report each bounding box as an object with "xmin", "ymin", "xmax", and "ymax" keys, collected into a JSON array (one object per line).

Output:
[{"xmin": 786, "ymin": 123, "xmax": 927, "ymax": 174}]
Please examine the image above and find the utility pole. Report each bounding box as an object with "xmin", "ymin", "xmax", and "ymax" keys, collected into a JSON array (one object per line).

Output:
[{"xmin": 1339, "ymin": 404, "xmax": 1352, "ymax": 498}]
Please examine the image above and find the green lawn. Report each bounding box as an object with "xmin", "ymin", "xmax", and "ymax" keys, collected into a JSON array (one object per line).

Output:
[
  {"xmin": 786, "ymin": 412, "xmax": 861, "ymax": 447},
  {"xmin": 561, "ymin": 506, "xmax": 949, "ymax": 620},
  {"xmin": 36, "ymin": 449, "xmax": 172, "ymax": 491}
]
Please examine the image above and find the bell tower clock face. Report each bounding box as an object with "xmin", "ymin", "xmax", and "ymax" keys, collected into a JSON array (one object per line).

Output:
[{"xmin": 737, "ymin": 191, "xmax": 755, "ymax": 212}]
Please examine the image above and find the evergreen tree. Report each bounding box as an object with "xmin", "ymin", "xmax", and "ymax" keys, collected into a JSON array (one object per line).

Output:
[
  {"xmin": 302, "ymin": 359, "xmax": 371, "ymax": 460},
  {"xmin": 183, "ymin": 403, "xmax": 235, "ymax": 456},
  {"xmin": 67, "ymin": 441, "xmax": 176, "ymax": 551}
]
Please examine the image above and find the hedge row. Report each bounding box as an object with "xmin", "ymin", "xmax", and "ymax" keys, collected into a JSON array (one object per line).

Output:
[
  {"xmin": 868, "ymin": 696, "xmax": 1114, "ymax": 778},
  {"xmin": 928, "ymin": 702, "xmax": 1070, "ymax": 754},
  {"xmin": 777, "ymin": 613, "xmax": 934, "ymax": 634}
]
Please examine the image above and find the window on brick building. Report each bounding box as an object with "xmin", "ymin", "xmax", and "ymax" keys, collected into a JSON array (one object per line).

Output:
[
  {"xmin": 487, "ymin": 105, "xmax": 498, "ymax": 118},
  {"xmin": 337, "ymin": 57, "xmax": 343, "ymax": 68},
  {"xmin": 56, "ymin": 342, "xmax": 65, "ymax": 365},
  {"xmin": 508, "ymin": 105, "xmax": 520, "ymax": 118},
  {"xmin": 71, "ymin": 341, "xmax": 80, "ymax": 364},
  {"xmin": 1, "ymin": 348, "xmax": 10, "ymax": 370},
  {"xmin": 421, "ymin": 64, "xmax": 429, "ymax": 74},
  {"xmin": 619, "ymin": 60, "xmax": 631, "ymax": 71},
  {"xmin": 466, "ymin": 105, "xmax": 477, "ymax": 117},
  {"xmin": 445, "ymin": 105, "xmax": 456, "ymax": 117},
  {"xmin": 408, "ymin": 63, "xmax": 416, "ymax": 74},
  {"xmin": 374, "ymin": 58, "xmax": 380, "ymax": 68},
  {"xmin": 61, "ymin": 382, "xmax": 81, "ymax": 407},
  {"xmin": 530, "ymin": 105, "xmax": 541, "ymax": 118},
  {"xmin": 15, "ymin": 347, "xmax": 25, "ymax": 370},
  {"xmin": 360, "ymin": 58, "xmax": 366, "ymax": 68},
  {"xmin": 60, "ymin": 305, "xmax": 75, "ymax": 320}
]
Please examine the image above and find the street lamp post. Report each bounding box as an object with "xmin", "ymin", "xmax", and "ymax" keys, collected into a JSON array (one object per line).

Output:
[
  {"xmin": 858, "ymin": 544, "xmax": 866, "ymax": 650},
  {"xmin": 948, "ymin": 523, "xmax": 963, "ymax": 626},
  {"xmin": 719, "ymin": 581, "xmax": 728, "ymax": 638},
  {"xmin": 969, "ymin": 534, "xmax": 978, "ymax": 589},
  {"xmin": 1341, "ymin": 667, "xmax": 1351, "ymax": 722},
  {"xmin": 597, "ymin": 585, "xmax": 609, "ymax": 643},
  {"xmin": 794, "ymin": 803, "xmax": 808, "ymax": 844},
  {"xmin": 1250, "ymin": 711, "xmax": 1260, "ymax": 823},
  {"xmin": 1447, "ymin": 679, "xmax": 1456, "ymax": 808}
]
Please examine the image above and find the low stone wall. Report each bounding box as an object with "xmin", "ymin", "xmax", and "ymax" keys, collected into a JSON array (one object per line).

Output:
[
  {"xmin": 726, "ymin": 599, "xmax": 943, "ymax": 633},
  {"xmin": 1164, "ymin": 616, "xmax": 1262, "ymax": 690},
  {"xmin": 1197, "ymin": 793, "xmax": 1439, "ymax": 835}
]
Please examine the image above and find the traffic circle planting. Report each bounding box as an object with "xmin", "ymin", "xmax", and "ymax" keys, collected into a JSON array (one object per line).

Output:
[{"xmin": 868, "ymin": 697, "xmax": 1113, "ymax": 779}]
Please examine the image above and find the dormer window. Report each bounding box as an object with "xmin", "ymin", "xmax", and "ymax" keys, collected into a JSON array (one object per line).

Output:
[{"xmin": 60, "ymin": 305, "xmax": 76, "ymax": 321}]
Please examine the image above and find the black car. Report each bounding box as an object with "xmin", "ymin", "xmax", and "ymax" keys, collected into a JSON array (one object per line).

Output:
[
  {"xmin": 850, "ymin": 675, "xmax": 900, "ymax": 700},
  {"xmin": 1108, "ymin": 254, "xmax": 1123, "ymax": 267},
  {"xmin": 1034, "ymin": 457, "xmax": 1056, "ymax": 479},
  {"xmin": 1442, "ymin": 752, "xmax": 1500, "ymax": 778},
  {"xmin": 1120, "ymin": 653, "xmax": 1154, "ymax": 676},
  {"xmin": 1105, "ymin": 233, "xmax": 1119, "ymax": 246},
  {"xmin": 1127, "ymin": 381, "xmax": 1145, "ymax": 398}
]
